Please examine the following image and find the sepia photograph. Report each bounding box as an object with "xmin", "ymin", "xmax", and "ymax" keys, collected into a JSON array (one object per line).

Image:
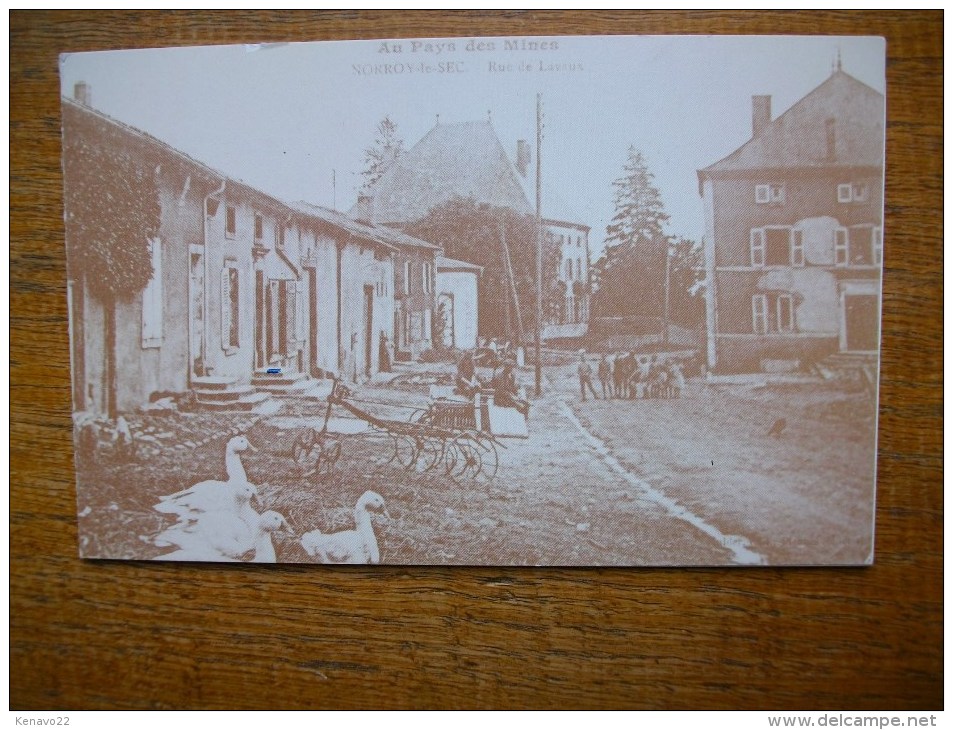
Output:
[{"xmin": 60, "ymin": 34, "xmax": 886, "ymax": 566}]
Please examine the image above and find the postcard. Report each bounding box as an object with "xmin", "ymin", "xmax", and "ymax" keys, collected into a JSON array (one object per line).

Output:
[{"xmin": 60, "ymin": 35, "xmax": 886, "ymax": 565}]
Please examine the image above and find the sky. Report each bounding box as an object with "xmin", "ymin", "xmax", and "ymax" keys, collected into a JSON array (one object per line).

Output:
[{"xmin": 60, "ymin": 35, "xmax": 885, "ymax": 257}]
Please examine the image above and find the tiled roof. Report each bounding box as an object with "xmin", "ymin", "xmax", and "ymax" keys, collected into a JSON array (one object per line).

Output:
[
  {"xmin": 699, "ymin": 70, "xmax": 884, "ymax": 177},
  {"xmin": 350, "ymin": 119, "xmax": 533, "ymax": 224}
]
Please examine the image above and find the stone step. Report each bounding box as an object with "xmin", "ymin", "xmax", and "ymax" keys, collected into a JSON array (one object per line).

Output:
[
  {"xmin": 195, "ymin": 391, "xmax": 272, "ymax": 412},
  {"xmin": 190, "ymin": 375, "xmax": 239, "ymax": 390},
  {"xmin": 192, "ymin": 384, "xmax": 256, "ymax": 401}
]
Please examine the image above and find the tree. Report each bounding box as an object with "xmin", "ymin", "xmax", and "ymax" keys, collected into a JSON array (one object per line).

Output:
[
  {"xmin": 592, "ymin": 147, "xmax": 670, "ymax": 322},
  {"xmin": 402, "ymin": 198, "xmax": 561, "ymax": 342},
  {"xmin": 667, "ymin": 236, "xmax": 706, "ymax": 328},
  {"xmin": 63, "ymin": 123, "xmax": 161, "ymax": 418},
  {"xmin": 360, "ymin": 116, "xmax": 405, "ymax": 193}
]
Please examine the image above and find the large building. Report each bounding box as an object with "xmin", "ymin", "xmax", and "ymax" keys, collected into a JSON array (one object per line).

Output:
[
  {"xmin": 63, "ymin": 92, "xmax": 444, "ymax": 416},
  {"xmin": 351, "ymin": 117, "xmax": 591, "ymax": 340},
  {"xmin": 697, "ymin": 66, "xmax": 884, "ymax": 373}
]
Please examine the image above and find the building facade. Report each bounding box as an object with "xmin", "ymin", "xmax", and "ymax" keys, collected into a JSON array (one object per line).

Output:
[
  {"xmin": 351, "ymin": 117, "xmax": 592, "ymax": 344},
  {"xmin": 435, "ymin": 256, "xmax": 483, "ymax": 351},
  {"xmin": 543, "ymin": 218, "xmax": 592, "ymax": 337},
  {"xmin": 697, "ymin": 68, "xmax": 885, "ymax": 373},
  {"xmin": 64, "ymin": 95, "xmax": 413, "ymax": 415}
]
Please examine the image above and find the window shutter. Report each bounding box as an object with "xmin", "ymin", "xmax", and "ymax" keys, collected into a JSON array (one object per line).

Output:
[
  {"xmin": 750, "ymin": 229, "xmax": 765, "ymax": 267},
  {"xmin": 776, "ymin": 295, "xmax": 794, "ymax": 333},
  {"xmin": 837, "ymin": 184, "xmax": 852, "ymax": 203},
  {"xmin": 752, "ymin": 294, "xmax": 768, "ymax": 335},
  {"xmin": 834, "ymin": 228, "xmax": 849, "ymax": 266},
  {"xmin": 755, "ymin": 185, "xmax": 770, "ymax": 204},
  {"xmin": 221, "ymin": 267, "xmax": 231, "ymax": 350},
  {"xmin": 295, "ymin": 280, "xmax": 306, "ymax": 342},
  {"xmin": 142, "ymin": 238, "xmax": 163, "ymax": 348},
  {"xmin": 791, "ymin": 229, "xmax": 804, "ymax": 267}
]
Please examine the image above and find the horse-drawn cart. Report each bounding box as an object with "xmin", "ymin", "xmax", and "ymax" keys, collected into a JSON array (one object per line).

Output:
[{"xmin": 308, "ymin": 377, "xmax": 508, "ymax": 483}]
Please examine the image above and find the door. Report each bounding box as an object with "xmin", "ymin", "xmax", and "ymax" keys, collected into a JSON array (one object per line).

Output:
[
  {"xmin": 363, "ymin": 285, "xmax": 374, "ymax": 376},
  {"xmin": 844, "ymin": 294, "xmax": 879, "ymax": 351},
  {"xmin": 189, "ymin": 248, "xmax": 204, "ymax": 376},
  {"xmin": 255, "ymin": 271, "xmax": 265, "ymax": 370},
  {"xmin": 309, "ymin": 269, "xmax": 318, "ymax": 375}
]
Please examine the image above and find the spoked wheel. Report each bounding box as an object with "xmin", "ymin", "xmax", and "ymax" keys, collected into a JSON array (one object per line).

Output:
[
  {"xmin": 417, "ymin": 436, "xmax": 446, "ymax": 473},
  {"xmin": 470, "ymin": 434, "xmax": 499, "ymax": 484},
  {"xmin": 447, "ymin": 435, "xmax": 482, "ymax": 483}
]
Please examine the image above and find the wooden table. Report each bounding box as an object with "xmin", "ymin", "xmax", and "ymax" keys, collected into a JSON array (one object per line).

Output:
[{"xmin": 11, "ymin": 11, "xmax": 942, "ymax": 709}]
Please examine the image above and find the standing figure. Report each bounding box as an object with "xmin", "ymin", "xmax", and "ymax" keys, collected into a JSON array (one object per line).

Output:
[
  {"xmin": 597, "ymin": 354, "xmax": 613, "ymax": 399},
  {"xmin": 378, "ymin": 331, "xmax": 392, "ymax": 373},
  {"xmin": 577, "ymin": 350, "xmax": 599, "ymax": 401}
]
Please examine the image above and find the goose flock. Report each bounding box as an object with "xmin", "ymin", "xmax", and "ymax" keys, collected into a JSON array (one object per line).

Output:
[{"xmin": 151, "ymin": 434, "xmax": 387, "ymax": 564}]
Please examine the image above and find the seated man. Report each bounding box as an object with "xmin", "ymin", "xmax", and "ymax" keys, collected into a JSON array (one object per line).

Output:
[
  {"xmin": 492, "ymin": 360, "xmax": 530, "ymax": 418},
  {"xmin": 455, "ymin": 350, "xmax": 481, "ymax": 398}
]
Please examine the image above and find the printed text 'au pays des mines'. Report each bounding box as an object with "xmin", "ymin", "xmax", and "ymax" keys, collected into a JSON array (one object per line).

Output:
[{"xmin": 377, "ymin": 38, "xmax": 561, "ymax": 55}]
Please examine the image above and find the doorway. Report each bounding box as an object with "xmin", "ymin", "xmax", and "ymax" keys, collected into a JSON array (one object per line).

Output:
[
  {"xmin": 363, "ymin": 285, "xmax": 374, "ymax": 376},
  {"xmin": 844, "ymin": 294, "xmax": 879, "ymax": 351}
]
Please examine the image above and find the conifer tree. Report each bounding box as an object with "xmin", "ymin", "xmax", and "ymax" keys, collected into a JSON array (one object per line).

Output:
[{"xmin": 593, "ymin": 147, "xmax": 670, "ymax": 321}]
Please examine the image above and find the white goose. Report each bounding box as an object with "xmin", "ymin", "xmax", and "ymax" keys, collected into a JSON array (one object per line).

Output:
[
  {"xmin": 155, "ymin": 509, "xmax": 293, "ymax": 563},
  {"xmin": 300, "ymin": 491, "xmax": 389, "ymax": 564},
  {"xmin": 153, "ymin": 435, "xmax": 259, "ymax": 520}
]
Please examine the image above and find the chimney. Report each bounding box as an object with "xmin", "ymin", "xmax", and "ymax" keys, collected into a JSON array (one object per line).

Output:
[
  {"xmin": 752, "ymin": 95, "xmax": 771, "ymax": 138},
  {"xmin": 355, "ymin": 193, "xmax": 374, "ymax": 224},
  {"xmin": 516, "ymin": 139, "xmax": 531, "ymax": 177},
  {"xmin": 74, "ymin": 81, "xmax": 91, "ymax": 106}
]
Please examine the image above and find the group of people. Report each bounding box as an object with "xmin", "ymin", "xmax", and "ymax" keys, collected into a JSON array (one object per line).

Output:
[
  {"xmin": 578, "ymin": 350, "xmax": 686, "ymax": 402},
  {"xmin": 456, "ymin": 349, "xmax": 530, "ymax": 418}
]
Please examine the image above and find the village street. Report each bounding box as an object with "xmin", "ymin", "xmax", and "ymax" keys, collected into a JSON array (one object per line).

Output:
[{"xmin": 77, "ymin": 359, "xmax": 876, "ymax": 566}]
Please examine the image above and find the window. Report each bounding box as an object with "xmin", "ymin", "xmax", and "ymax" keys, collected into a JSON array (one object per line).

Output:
[
  {"xmin": 753, "ymin": 293, "xmax": 795, "ymax": 334},
  {"xmin": 423, "ymin": 308, "xmax": 432, "ymax": 341},
  {"xmin": 403, "ymin": 260, "xmax": 412, "ymax": 296},
  {"xmin": 838, "ymin": 182, "xmax": 870, "ymax": 203},
  {"xmin": 254, "ymin": 213, "xmax": 263, "ymax": 241},
  {"xmin": 576, "ymin": 258, "xmax": 582, "ymax": 280},
  {"xmin": 275, "ymin": 223, "xmax": 285, "ymax": 248},
  {"xmin": 752, "ymin": 294, "xmax": 768, "ymax": 335},
  {"xmin": 565, "ymin": 259, "xmax": 573, "ymax": 281},
  {"xmin": 225, "ymin": 205, "xmax": 236, "ymax": 238},
  {"xmin": 755, "ymin": 184, "xmax": 785, "ymax": 204},
  {"xmin": 221, "ymin": 263, "xmax": 240, "ymax": 350},
  {"xmin": 834, "ymin": 226, "xmax": 881, "ymax": 267},
  {"xmin": 376, "ymin": 269, "xmax": 388, "ymax": 297},
  {"xmin": 751, "ymin": 227, "xmax": 803, "ymax": 267},
  {"xmin": 422, "ymin": 262, "xmax": 433, "ymax": 294},
  {"xmin": 141, "ymin": 238, "xmax": 162, "ymax": 348}
]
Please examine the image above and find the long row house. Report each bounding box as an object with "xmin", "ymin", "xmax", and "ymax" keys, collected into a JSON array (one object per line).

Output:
[{"xmin": 63, "ymin": 91, "xmax": 479, "ymax": 417}]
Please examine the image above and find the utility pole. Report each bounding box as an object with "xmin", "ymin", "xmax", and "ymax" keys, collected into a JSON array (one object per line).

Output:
[
  {"xmin": 662, "ymin": 241, "xmax": 672, "ymax": 346},
  {"xmin": 534, "ymin": 93, "xmax": 543, "ymax": 396}
]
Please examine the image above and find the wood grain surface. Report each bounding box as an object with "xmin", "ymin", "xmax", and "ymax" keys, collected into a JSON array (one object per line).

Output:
[{"xmin": 10, "ymin": 11, "xmax": 942, "ymax": 710}]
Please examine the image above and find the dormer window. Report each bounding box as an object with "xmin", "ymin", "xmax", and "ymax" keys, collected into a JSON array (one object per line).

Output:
[{"xmin": 755, "ymin": 184, "xmax": 785, "ymax": 204}]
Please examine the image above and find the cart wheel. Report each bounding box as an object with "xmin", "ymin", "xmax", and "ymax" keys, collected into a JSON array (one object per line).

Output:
[
  {"xmin": 471, "ymin": 434, "xmax": 499, "ymax": 484},
  {"xmin": 391, "ymin": 434, "xmax": 419, "ymax": 470},
  {"xmin": 448, "ymin": 435, "xmax": 482, "ymax": 483},
  {"xmin": 418, "ymin": 436, "xmax": 445, "ymax": 473}
]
